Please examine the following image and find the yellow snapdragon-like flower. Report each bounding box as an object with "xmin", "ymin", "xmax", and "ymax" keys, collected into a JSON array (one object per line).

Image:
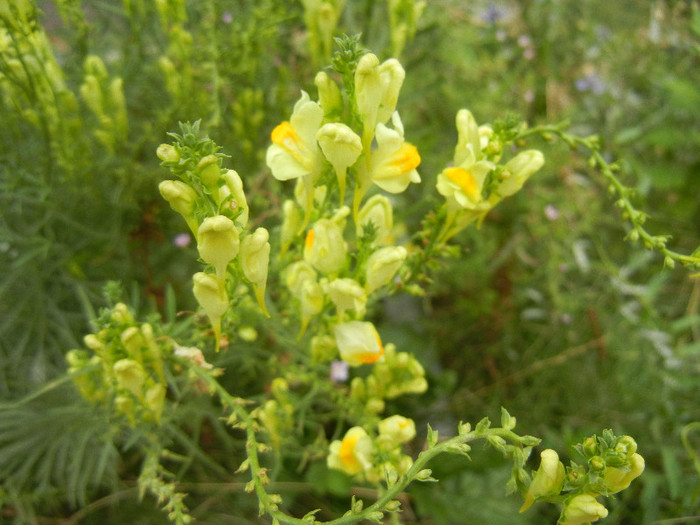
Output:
[
  {"xmin": 334, "ymin": 321, "xmax": 384, "ymax": 366},
  {"xmin": 192, "ymin": 271, "xmax": 228, "ymax": 350},
  {"xmin": 365, "ymin": 245, "xmax": 407, "ymax": 293},
  {"xmin": 368, "ymin": 112, "xmax": 421, "ymax": 194},
  {"xmin": 197, "ymin": 215, "xmax": 240, "ymax": 281},
  {"xmin": 358, "ymin": 194, "xmax": 394, "ymax": 244},
  {"xmin": 378, "ymin": 415, "xmax": 416, "ymax": 447},
  {"xmin": 267, "ymin": 91, "xmax": 324, "ymax": 226},
  {"xmin": 436, "ymin": 109, "xmax": 495, "ymax": 211},
  {"xmin": 239, "ymin": 227, "xmax": 271, "ymax": 317},
  {"xmin": 304, "ymin": 211, "xmax": 349, "ymax": 274},
  {"xmin": 560, "ymin": 494, "xmax": 608, "ymax": 525},
  {"xmin": 603, "ymin": 452, "xmax": 645, "ymax": 494},
  {"xmin": 316, "ymin": 122, "xmax": 363, "ymax": 204},
  {"xmin": 266, "ymin": 91, "xmax": 324, "ymax": 181},
  {"xmin": 325, "ymin": 278, "xmax": 367, "ymax": 319},
  {"xmin": 519, "ymin": 449, "xmax": 566, "ymax": 512},
  {"xmin": 327, "ymin": 426, "xmax": 373, "ymax": 476},
  {"xmin": 354, "ymin": 53, "xmax": 405, "ymax": 139}
]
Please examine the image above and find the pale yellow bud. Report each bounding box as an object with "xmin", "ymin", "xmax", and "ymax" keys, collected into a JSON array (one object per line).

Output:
[
  {"xmin": 285, "ymin": 261, "xmax": 318, "ymax": 298},
  {"xmin": 365, "ymin": 246, "xmax": 407, "ymax": 293},
  {"xmin": 111, "ymin": 303, "xmax": 133, "ymax": 323},
  {"xmin": 192, "ymin": 272, "xmax": 228, "ymax": 351},
  {"xmin": 358, "ymin": 194, "xmax": 394, "ymax": 244},
  {"xmin": 156, "ymin": 143, "xmax": 180, "ymax": 163},
  {"xmin": 83, "ymin": 334, "xmax": 104, "ymax": 352},
  {"xmin": 221, "ymin": 169, "xmax": 249, "ymax": 226},
  {"xmin": 315, "ymin": 71, "xmax": 342, "ymax": 117},
  {"xmin": 520, "ymin": 449, "xmax": 566, "ymax": 512},
  {"xmin": 145, "ymin": 383, "xmax": 166, "ymax": 423},
  {"xmin": 120, "ymin": 326, "xmax": 144, "ymax": 358},
  {"xmin": 326, "ymin": 278, "xmax": 367, "ymax": 318},
  {"xmin": 197, "ymin": 215, "xmax": 240, "ymax": 280},
  {"xmin": 304, "ymin": 218, "xmax": 347, "ymax": 274},
  {"xmin": 355, "ymin": 53, "xmax": 382, "ymax": 131},
  {"xmin": 376, "ymin": 59, "xmax": 405, "ymax": 125},
  {"xmin": 334, "ymin": 321, "xmax": 384, "ymax": 367},
  {"xmin": 281, "ymin": 200, "xmax": 302, "ymax": 254},
  {"xmin": 239, "ymin": 228, "xmax": 271, "ymax": 317},
  {"xmin": 316, "ymin": 122, "xmax": 363, "ymax": 203},
  {"xmin": 498, "ymin": 150, "xmax": 545, "ymax": 198},
  {"xmin": 560, "ymin": 494, "xmax": 608, "ymax": 525},
  {"xmin": 197, "ymin": 154, "xmax": 221, "ymax": 190},
  {"xmin": 113, "ymin": 359, "xmax": 145, "ymax": 397},
  {"xmin": 159, "ymin": 180, "xmax": 198, "ymax": 235}
]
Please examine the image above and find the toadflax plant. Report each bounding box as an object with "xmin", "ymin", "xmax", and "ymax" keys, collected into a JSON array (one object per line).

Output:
[{"xmin": 61, "ymin": 39, "xmax": 647, "ymax": 524}]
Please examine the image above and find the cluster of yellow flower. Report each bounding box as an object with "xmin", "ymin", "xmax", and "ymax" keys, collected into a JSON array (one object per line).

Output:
[{"xmin": 66, "ymin": 303, "xmax": 167, "ymax": 425}]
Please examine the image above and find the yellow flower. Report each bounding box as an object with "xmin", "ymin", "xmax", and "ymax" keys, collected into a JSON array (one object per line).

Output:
[
  {"xmin": 378, "ymin": 415, "xmax": 416, "ymax": 447},
  {"xmin": 436, "ymin": 110, "xmax": 495, "ymax": 211},
  {"xmin": 327, "ymin": 426, "xmax": 373, "ymax": 476},
  {"xmin": 368, "ymin": 112, "xmax": 421, "ymax": 194},
  {"xmin": 239, "ymin": 228, "xmax": 271, "ymax": 317},
  {"xmin": 197, "ymin": 215, "xmax": 240, "ymax": 281},
  {"xmin": 316, "ymin": 122, "xmax": 363, "ymax": 204},
  {"xmin": 519, "ymin": 449, "xmax": 566, "ymax": 512},
  {"xmin": 494, "ymin": 150, "xmax": 545, "ymax": 199},
  {"xmin": 334, "ymin": 321, "xmax": 384, "ymax": 366},
  {"xmin": 365, "ymin": 246, "xmax": 407, "ymax": 293},
  {"xmin": 355, "ymin": 54, "xmax": 405, "ymax": 136},
  {"xmin": 304, "ymin": 216, "xmax": 348, "ymax": 274},
  {"xmin": 266, "ymin": 91, "xmax": 324, "ymax": 181},
  {"xmin": 113, "ymin": 359, "xmax": 145, "ymax": 397},
  {"xmin": 358, "ymin": 194, "xmax": 394, "ymax": 244},
  {"xmin": 603, "ymin": 452, "xmax": 645, "ymax": 494},
  {"xmin": 158, "ymin": 180, "xmax": 199, "ymax": 236},
  {"xmin": 221, "ymin": 169, "xmax": 249, "ymax": 227},
  {"xmin": 192, "ymin": 271, "xmax": 228, "ymax": 350},
  {"xmin": 560, "ymin": 494, "xmax": 608, "ymax": 525},
  {"xmin": 325, "ymin": 278, "xmax": 367, "ymax": 318}
]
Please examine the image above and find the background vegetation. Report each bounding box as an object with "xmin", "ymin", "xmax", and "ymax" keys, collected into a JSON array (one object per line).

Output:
[{"xmin": 1, "ymin": 0, "xmax": 699, "ymax": 523}]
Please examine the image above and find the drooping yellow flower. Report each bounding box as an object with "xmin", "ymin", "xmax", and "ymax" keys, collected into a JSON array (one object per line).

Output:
[
  {"xmin": 560, "ymin": 494, "xmax": 608, "ymax": 525},
  {"xmin": 493, "ymin": 149, "xmax": 545, "ymax": 199},
  {"xmin": 192, "ymin": 271, "xmax": 228, "ymax": 351},
  {"xmin": 316, "ymin": 122, "xmax": 363, "ymax": 204},
  {"xmin": 519, "ymin": 449, "xmax": 566, "ymax": 512},
  {"xmin": 334, "ymin": 321, "xmax": 384, "ymax": 366},
  {"xmin": 327, "ymin": 426, "xmax": 373, "ymax": 476},
  {"xmin": 365, "ymin": 246, "xmax": 407, "ymax": 293},
  {"xmin": 197, "ymin": 215, "xmax": 240, "ymax": 281},
  {"xmin": 239, "ymin": 228, "xmax": 271, "ymax": 317},
  {"xmin": 368, "ymin": 112, "xmax": 421, "ymax": 194}
]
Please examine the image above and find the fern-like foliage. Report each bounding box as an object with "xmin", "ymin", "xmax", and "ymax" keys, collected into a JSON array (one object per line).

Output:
[{"xmin": 0, "ymin": 387, "xmax": 118, "ymax": 508}]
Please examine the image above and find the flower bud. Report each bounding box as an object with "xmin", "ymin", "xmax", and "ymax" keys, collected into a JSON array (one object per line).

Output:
[
  {"xmin": 316, "ymin": 122, "xmax": 362, "ymax": 203},
  {"xmin": 326, "ymin": 278, "xmax": 367, "ymax": 318},
  {"xmin": 603, "ymin": 452, "xmax": 645, "ymax": 494},
  {"xmin": 197, "ymin": 154, "xmax": 221, "ymax": 190},
  {"xmin": 498, "ymin": 150, "xmax": 545, "ymax": 198},
  {"xmin": 222, "ymin": 169, "xmax": 249, "ymax": 226},
  {"xmin": 315, "ymin": 71, "xmax": 342, "ymax": 117},
  {"xmin": 240, "ymin": 228, "xmax": 271, "ymax": 316},
  {"xmin": 120, "ymin": 326, "xmax": 144, "ymax": 359},
  {"xmin": 197, "ymin": 215, "xmax": 240, "ymax": 280},
  {"xmin": 304, "ymin": 218, "xmax": 347, "ymax": 274},
  {"xmin": 519, "ymin": 449, "xmax": 566, "ymax": 512},
  {"xmin": 355, "ymin": 53, "xmax": 382, "ymax": 131},
  {"xmin": 156, "ymin": 143, "xmax": 180, "ymax": 163},
  {"xmin": 365, "ymin": 246, "xmax": 407, "ymax": 293},
  {"xmin": 378, "ymin": 415, "xmax": 416, "ymax": 447},
  {"xmin": 560, "ymin": 494, "xmax": 608, "ymax": 525},
  {"xmin": 159, "ymin": 180, "xmax": 199, "ymax": 235},
  {"xmin": 285, "ymin": 261, "xmax": 318, "ymax": 297},
  {"xmin": 376, "ymin": 59, "xmax": 405, "ymax": 125},
  {"xmin": 111, "ymin": 302, "xmax": 133, "ymax": 324},
  {"xmin": 192, "ymin": 271, "xmax": 228, "ymax": 350},
  {"xmin": 113, "ymin": 359, "xmax": 145, "ymax": 397},
  {"xmin": 281, "ymin": 200, "xmax": 303, "ymax": 254},
  {"xmin": 327, "ymin": 426, "xmax": 373, "ymax": 476},
  {"xmin": 145, "ymin": 383, "xmax": 166, "ymax": 423},
  {"xmin": 358, "ymin": 194, "xmax": 393, "ymax": 244},
  {"xmin": 83, "ymin": 333, "xmax": 104, "ymax": 352},
  {"xmin": 334, "ymin": 321, "xmax": 384, "ymax": 366}
]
